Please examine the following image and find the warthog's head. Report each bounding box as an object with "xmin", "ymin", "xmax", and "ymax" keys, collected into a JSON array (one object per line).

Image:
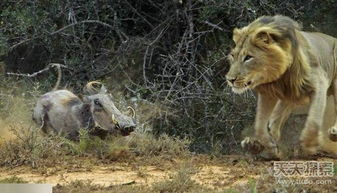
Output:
[{"xmin": 83, "ymin": 81, "xmax": 136, "ymax": 136}]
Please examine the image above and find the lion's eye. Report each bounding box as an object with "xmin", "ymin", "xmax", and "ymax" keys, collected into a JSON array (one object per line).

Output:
[{"xmin": 243, "ymin": 55, "xmax": 253, "ymax": 62}]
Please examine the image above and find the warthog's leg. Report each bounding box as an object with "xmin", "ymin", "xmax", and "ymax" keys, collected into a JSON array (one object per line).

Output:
[
  {"xmin": 40, "ymin": 113, "xmax": 49, "ymax": 133},
  {"xmin": 300, "ymin": 76, "xmax": 328, "ymax": 155},
  {"xmin": 32, "ymin": 102, "xmax": 49, "ymax": 133},
  {"xmin": 328, "ymin": 79, "xmax": 337, "ymax": 142},
  {"xmin": 241, "ymin": 94, "xmax": 278, "ymax": 157},
  {"xmin": 268, "ymin": 100, "xmax": 294, "ymax": 142}
]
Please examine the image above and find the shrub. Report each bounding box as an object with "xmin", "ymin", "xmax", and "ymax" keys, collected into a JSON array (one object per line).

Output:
[
  {"xmin": 0, "ymin": 176, "xmax": 28, "ymax": 183},
  {"xmin": 0, "ymin": 127, "xmax": 66, "ymax": 168},
  {"xmin": 127, "ymin": 133, "xmax": 190, "ymax": 157}
]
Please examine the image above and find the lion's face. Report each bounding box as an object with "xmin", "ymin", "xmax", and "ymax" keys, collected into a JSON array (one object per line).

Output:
[{"xmin": 226, "ymin": 27, "xmax": 293, "ymax": 94}]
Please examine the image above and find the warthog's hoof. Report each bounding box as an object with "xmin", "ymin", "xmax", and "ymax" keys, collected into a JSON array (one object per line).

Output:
[
  {"xmin": 328, "ymin": 126, "xmax": 337, "ymax": 142},
  {"xmin": 241, "ymin": 137, "xmax": 265, "ymax": 155}
]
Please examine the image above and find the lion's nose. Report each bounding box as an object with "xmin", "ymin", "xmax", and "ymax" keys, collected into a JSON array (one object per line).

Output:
[{"xmin": 227, "ymin": 77, "xmax": 237, "ymax": 84}]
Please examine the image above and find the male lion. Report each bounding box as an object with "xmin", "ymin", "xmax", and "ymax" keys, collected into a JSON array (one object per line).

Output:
[{"xmin": 226, "ymin": 15, "xmax": 337, "ymax": 158}]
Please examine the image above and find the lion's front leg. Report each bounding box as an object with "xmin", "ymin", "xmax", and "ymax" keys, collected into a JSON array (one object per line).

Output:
[
  {"xmin": 328, "ymin": 79, "xmax": 337, "ymax": 142},
  {"xmin": 241, "ymin": 94, "xmax": 279, "ymax": 158},
  {"xmin": 269, "ymin": 100, "xmax": 294, "ymax": 142},
  {"xmin": 300, "ymin": 77, "xmax": 329, "ymax": 155}
]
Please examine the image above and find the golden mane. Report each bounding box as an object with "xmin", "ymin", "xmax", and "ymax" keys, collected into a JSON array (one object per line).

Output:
[
  {"xmin": 234, "ymin": 15, "xmax": 313, "ymax": 101},
  {"xmin": 256, "ymin": 43, "xmax": 313, "ymax": 101}
]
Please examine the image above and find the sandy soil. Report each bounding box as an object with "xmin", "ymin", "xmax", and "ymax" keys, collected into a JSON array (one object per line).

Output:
[
  {"xmin": 0, "ymin": 156, "xmax": 336, "ymax": 192},
  {"xmin": 0, "ymin": 156, "xmax": 261, "ymax": 190}
]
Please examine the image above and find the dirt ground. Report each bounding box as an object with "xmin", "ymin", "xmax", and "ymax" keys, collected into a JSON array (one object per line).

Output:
[
  {"xmin": 0, "ymin": 155, "xmax": 336, "ymax": 193},
  {"xmin": 0, "ymin": 156, "xmax": 259, "ymax": 190}
]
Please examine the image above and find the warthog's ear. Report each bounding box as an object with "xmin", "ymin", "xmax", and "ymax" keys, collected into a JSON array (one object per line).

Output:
[
  {"xmin": 84, "ymin": 81, "xmax": 105, "ymax": 95},
  {"xmin": 125, "ymin": 106, "xmax": 136, "ymax": 118}
]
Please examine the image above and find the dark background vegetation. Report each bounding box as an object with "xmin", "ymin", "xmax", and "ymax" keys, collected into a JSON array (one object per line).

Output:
[{"xmin": 0, "ymin": 0, "xmax": 336, "ymax": 154}]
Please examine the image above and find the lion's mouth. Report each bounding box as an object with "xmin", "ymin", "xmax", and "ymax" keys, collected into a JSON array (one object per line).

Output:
[{"xmin": 231, "ymin": 80, "xmax": 253, "ymax": 94}]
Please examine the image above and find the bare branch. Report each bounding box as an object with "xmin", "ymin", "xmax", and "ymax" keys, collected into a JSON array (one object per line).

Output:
[
  {"xmin": 7, "ymin": 63, "xmax": 69, "ymax": 78},
  {"xmin": 204, "ymin": 21, "xmax": 225, "ymax": 31},
  {"xmin": 10, "ymin": 20, "xmax": 114, "ymax": 50},
  {"xmin": 124, "ymin": 0, "xmax": 154, "ymax": 28}
]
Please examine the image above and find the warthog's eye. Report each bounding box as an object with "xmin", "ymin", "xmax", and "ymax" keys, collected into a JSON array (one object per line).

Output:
[
  {"xmin": 94, "ymin": 99, "xmax": 102, "ymax": 107},
  {"xmin": 243, "ymin": 55, "xmax": 253, "ymax": 62}
]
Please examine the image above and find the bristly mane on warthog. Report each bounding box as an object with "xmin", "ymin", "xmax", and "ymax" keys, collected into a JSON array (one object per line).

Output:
[{"xmin": 32, "ymin": 65, "xmax": 136, "ymax": 140}]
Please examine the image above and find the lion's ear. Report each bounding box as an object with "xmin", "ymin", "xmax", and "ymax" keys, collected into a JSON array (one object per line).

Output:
[
  {"xmin": 233, "ymin": 28, "xmax": 241, "ymax": 43},
  {"xmin": 253, "ymin": 27, "xmax": 281, "ymax": 46},
  {"xmin": 255, "ymin": 31, "xmax": 272, "ymax": 44}
]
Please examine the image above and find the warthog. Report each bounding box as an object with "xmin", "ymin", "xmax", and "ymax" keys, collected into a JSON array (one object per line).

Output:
[{"xmin": 32, "ymin": 66, "xmax": 136, "ymax": 140}]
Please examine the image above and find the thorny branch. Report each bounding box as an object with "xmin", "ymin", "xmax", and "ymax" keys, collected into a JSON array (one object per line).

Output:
[
  {"xmin": 10, "ymin": 20, "xmax": 115, "ymax": 50},
  {"xmin": 7, "ymin": 63, "xmax": 70, "ymax": 78}
]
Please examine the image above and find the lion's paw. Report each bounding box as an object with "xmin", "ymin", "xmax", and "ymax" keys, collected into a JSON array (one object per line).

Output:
[
  {"xmin": 299, "ymin": 142, "xmax": 318, "ymax": 156},
  {"xmin": 328, "ymin": 126, "xmax": 337, "ymax": 142},
  {"xmin": 241, "ymin": 137, "xmax": 265, "ymax": 155}
]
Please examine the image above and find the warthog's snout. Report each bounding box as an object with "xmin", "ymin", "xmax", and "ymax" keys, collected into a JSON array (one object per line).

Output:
[
  {"xmin": 120, "ymin": 124, "xmax": 136, "ymax": 136},
  {"xmin": 111, "ymin": 110, "xmax": 136, "ymax": 136}
]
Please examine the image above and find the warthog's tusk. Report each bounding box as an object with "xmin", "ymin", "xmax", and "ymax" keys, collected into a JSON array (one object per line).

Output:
[
  {"xmin": 127, "ymin": 106, "xmax": 136, "ymax": 118},
  {"xmin": 112, "ymin": 114, "xmax": 119, "ymax": 125},
  {"xmin": 94, "ymin": 121, "xmax": 100, "ymax": 128}
]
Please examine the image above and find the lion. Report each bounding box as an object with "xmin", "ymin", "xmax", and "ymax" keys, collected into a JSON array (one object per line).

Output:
[{"xmin": 226, "ymin": 15, "xmax": 337, "ymax": 159}]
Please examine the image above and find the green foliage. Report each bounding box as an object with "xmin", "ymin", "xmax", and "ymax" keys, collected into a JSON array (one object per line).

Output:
[
  {"xmin": 0, "ymin": 127, "xmax": 66, "ymax": 168},
  {"xmin": 63, "ymin": 130, "xmax": 190, "ymax": 160},
  {"xmin": 248, "ymin": 179, "xmax": 258, "ymax": 193},
  {"xmin": 0, "ymin": 124, "xmax": 191, "ymax": 168},
  {"xmin": 128, "ymin": 133, "xmax": 190, "ymax": 157},
  {"xmin": 0, "ymin": 176, "xmax": 28, "ymax": 184},
  {"xmin": 63, "ymin": 129, "xmax": 130, "ymax": 160}
]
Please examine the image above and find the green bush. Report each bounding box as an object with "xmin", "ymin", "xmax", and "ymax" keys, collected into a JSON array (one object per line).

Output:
[{"xmin": 0, "ymin": 176, "xmax": 28, "ymax": 184}]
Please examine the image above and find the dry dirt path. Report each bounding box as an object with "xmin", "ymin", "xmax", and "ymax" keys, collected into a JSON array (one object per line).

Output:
[
  {"xmin": 0, "ymin": 156, "xmax": 336, "ymax": 192},
  {"xmin": 0, "ymin": 156, "xmax": 261, "ymax": 190}
]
